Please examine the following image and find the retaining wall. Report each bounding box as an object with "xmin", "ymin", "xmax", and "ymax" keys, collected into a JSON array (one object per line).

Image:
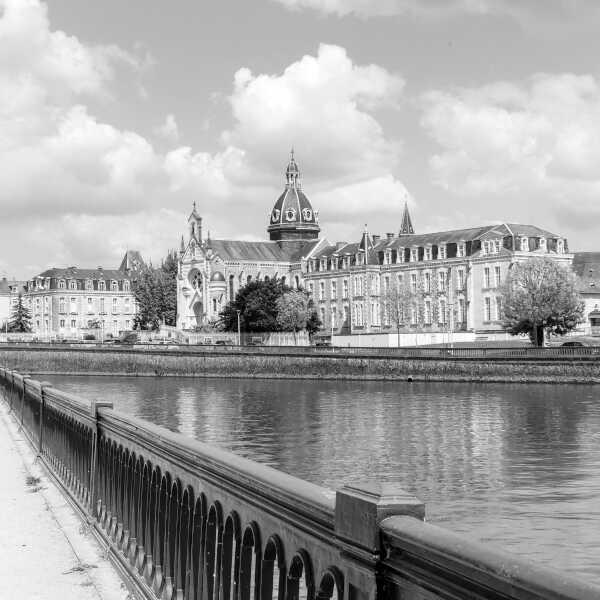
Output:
[{"xmin": 0, "ymin": 346, "xmax": 599, "ymax": 383}]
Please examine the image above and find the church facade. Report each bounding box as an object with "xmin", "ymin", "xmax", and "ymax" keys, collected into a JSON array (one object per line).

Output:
[{"xmin": 176, "ymin": 152, "xmax": 573, "ymax": 341}]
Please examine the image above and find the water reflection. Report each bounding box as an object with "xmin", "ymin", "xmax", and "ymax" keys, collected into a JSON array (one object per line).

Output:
[{"xmin": 45, "ymin": 375, "xmax": 600, "ymax": 584}]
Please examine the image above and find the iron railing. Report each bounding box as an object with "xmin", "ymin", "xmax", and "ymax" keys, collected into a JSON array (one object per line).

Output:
[{"xmin": 1, "ymin": 368, "xmax": 598, "ymax": 600}]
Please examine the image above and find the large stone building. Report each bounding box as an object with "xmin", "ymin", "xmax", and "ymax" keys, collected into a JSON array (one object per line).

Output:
[
  {"xmin": 177, "ymin": 151, "xmax": 573, "ymax": 342},
  {"xmin": 25, "ymin": 251, "xmax": 143, "ymax": 338},
  {"xmin": 572, "ymin": 253, "xmax": 600, "ymax": 336}
]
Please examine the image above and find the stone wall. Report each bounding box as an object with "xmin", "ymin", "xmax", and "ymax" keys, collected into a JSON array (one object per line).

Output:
[{"xmin": 0, "ymin": 346, "xmax": 599, "ymax": 383}]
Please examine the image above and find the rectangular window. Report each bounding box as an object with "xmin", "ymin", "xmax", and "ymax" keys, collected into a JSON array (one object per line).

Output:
[
  {"xmin": 59, "ymin": 297, "xmax": 65, "ymax": 313},
  {"xmin": 124, "ymin": 297, "xmax": 130, "ymax": 313},
  {"xmin": 457, "ymin": 243, "xmax": 465, "ymax": 258},
  {"xmin": 410, "ymin": 248, "xmax": 418, "ymax": 262},
  {"xmin": 494, "ymin": 266, "xmax": 501, "ymax": 288},
  {"xmin": 438, "ymin": 271, "xmax": 446, "ymax": 293},
  {"xmin": 343, "ymin": 279, "xmax": 348, "ymax": 299},
  {"xmin": 331, "ymin": 281, "xmax": 337, "ymax": 300},
  {"xmin": 70, "ymin": 319, "xmax": 76, "ymax": 329},
  {"xmin": 484, "ymin": 267, "xmax": 490, "ymax": 288},
  {"xmin": 495, "ymin": 297, "xmax": 503, "ymax": 321},
  {"xmin": 494, "ymin": 239, "xmax": 501, "ymax": 253},
  {"xmin": 457, "ymin": 298, "xmax": 465, "ymax": 323},
  {"xmin": 100, "ymin": 298, "xmax": 105, "ymax": 313},
  {"xmin": 87, "ymin": 297, "xmax": 93, "ymax": 312},
  {"xmin": 484, "ymin": 297, "xmax": 491, "ymax": 321},
  {"xmin": 410, "ymin": 273, "xmax": 417, "ymax": 294},
  {"xmin": 384, "ymin": 276, "xmax": 389, "ymax": 293},
  {"xmin": 59, "ymin": 319, "xmax": 65, "ymax": 328},
  {"xmin": 113, "ymin": 320, "xmax": 118, "ymax": 334},
  {"xmin": 112, "ymin": 297, "xmax": 118, "ymax": 312},
  {"xmin": 70, "ymin": 297, "xmax": 77, "ymax": 313},
  {"xmin": 125, "ymin": 320, "xmax": 130, "ymax": 329},
  {"xmin": 439, "ymin": 299, "xmax": 447, "ymax": 324},
  {"xmin": 438, "ymin": 245, "xmax": 446, "ymax": 260},
  {"xmin": 331, "ymin": 307, "xmax": 336, "ymax": 329},
  {"xmin": 425, "ymin": 247, "xmax": 432, "ymax": 261},
  {"xmin": 308, "ymin": 282, "xmax": 314, "ymax": 296},
  {"xmin": 424, "ymin": 300, "xmax": 431, "ymax": 324},
  {"xmin": 319, "ymin": 281, "xmax": 325, "ymax": 301},
  {"xmin": 458, "ymin": 269, "xmax": 465, "ymax": 289},
  {"xmin": 424, "ymin": 272, "xmax": 431, "ymax": 293}
]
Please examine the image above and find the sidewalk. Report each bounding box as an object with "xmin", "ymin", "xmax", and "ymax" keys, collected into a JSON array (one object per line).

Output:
[{"xmin": 0, "ymin": 400, "xmax": 132, "ymax": 600}]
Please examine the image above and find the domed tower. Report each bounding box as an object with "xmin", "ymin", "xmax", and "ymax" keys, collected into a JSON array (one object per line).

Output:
[{"xmin": 267, "ymin": 150, "xmax": 320, "ymax": 243}]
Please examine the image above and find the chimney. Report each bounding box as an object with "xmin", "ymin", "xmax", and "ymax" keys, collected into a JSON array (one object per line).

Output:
[
  {"xmin": 372, "ymin": 235, "xmax": 380, "ymax": 243},
  {"xmin": 98, "ymin": 266, "xmax": 103, "ymax": 270},
  {"xmin": 387, "ymin": 233, "xmax": 394, "ymax": 240}
]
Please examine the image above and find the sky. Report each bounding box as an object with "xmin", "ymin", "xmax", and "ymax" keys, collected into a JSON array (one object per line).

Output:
[{"xmin": 2, "ymin": 0, "xmax": 600, "ymax": 278}]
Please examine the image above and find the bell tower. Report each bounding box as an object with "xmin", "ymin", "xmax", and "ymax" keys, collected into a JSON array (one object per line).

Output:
[{"xmin": 188, "ymin": 201, "xmax": 202, "ymax": 242}]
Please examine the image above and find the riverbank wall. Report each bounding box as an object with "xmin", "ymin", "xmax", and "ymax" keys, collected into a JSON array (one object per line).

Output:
[{"xmin": 1, "ymin": 346, "xmax": 599, "ymax": 383}]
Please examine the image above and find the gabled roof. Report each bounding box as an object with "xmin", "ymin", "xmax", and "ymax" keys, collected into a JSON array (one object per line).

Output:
[
  {"xmin": 210, "ymin": 239, "xmax": 293, "ymax": 262},
  {"xmin": 35, "ymin": 267, "xmax": 130, "ymax": 280}
]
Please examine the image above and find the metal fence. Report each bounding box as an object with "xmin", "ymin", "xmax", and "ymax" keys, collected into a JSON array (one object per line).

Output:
[{"xmin": 1, "ymin": 368, "xmax": 599, "ymax": 600}]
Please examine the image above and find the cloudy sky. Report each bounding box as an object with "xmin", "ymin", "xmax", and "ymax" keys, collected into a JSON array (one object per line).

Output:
[{"xmin": 2, "ymin": 0, "xmax": 600, "ymax": 277}]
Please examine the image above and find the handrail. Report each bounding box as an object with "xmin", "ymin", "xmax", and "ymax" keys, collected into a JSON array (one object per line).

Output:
[{"xmin": 381, "ymin": 516, "xmax": 600, "ymax": 600}]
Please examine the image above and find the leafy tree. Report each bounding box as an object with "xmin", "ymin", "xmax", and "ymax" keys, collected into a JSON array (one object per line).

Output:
[
  {"xmin": 219, "ymin": 279, "xmax": 290, "ymax": 332},
  {"xmin": 305, "ymin": 297, "xmax": 322, "ymax": 335},
  {"xmin": 133, "ymin": 250, "xmax": 178, "ymax": 331},
  {"xmin": 501, "ymin": 257, "xmax": 584, "ymax": 346},
  {"xmin": 7, "ymin": 294, "xmax": 32, "ymax": 333},
  {"xmin": 276, "ymin": 291, "xmax": 309, "ymax": 333}
]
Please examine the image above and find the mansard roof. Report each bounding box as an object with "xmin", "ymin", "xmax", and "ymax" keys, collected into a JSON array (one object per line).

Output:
[{"xmin": 35, "ymin": 267, "xmax": 131, "ymax": 281}]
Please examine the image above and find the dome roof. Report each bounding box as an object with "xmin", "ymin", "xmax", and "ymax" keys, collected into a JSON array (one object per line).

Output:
[
  {"xmin": 267, "ymin": 150, "xmax": 320, "ymax": 242},
  {"xmin": 210, "ymin": 271, "xmax": 225, "ymax": 282}
]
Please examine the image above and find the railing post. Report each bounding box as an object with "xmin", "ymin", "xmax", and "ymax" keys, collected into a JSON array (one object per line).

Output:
[
  {"xmin": 335, "ymin": 483, "xmax": 425, "ymax": 600},
  {"xmin": 89, "ymin": 400, "xmax": 113, "ymax": 519},
  {"xmin": 38, "ymin": 382, "xmax": 52, "ymax": 456},
  {"xmin": 19, "ymin": 374, "xmax": 30, "ymax": 430}
]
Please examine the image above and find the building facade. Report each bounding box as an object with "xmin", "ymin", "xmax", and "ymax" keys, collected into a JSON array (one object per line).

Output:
[
  {"xmin": 177, "ymin": 151, "xmax": 572, "ymax": 341},
  {"xmin": 572, "ymin": 253, "xmax": 600, "ymax": 337},
  {"xmin": 25, "ymin": 251, "xmax": 143, "ymax": 338}
]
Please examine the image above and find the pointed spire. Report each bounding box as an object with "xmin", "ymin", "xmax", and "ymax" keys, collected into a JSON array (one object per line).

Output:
[
  {"xmin": 399, "ymin": 201, "xmax": 415, "ymax": 236},
  {"xmin": 180, "ymin": 235, "xmax": 185, "ymax": 254},
  {"xmin": 285, "ymin": 147, "xmax": 300, "ymax": 187}
]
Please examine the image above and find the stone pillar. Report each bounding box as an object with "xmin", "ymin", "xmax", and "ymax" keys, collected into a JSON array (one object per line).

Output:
[{"xmin": 335, "ymin": 483, "xmax": 425, "ymax": 600}]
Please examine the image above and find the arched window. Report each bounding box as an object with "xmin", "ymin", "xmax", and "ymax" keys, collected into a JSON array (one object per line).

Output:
[
  {"xmin": 58, "ymin": 279, "xmax": 66, "ymax": 289},
  {"xmin": 98, "ymin": 280, "xmax": 105, "ymax": 291},
  {"xmin": 212, "ymin": 298, "xmax": 217, "ymax": 312},
  {"xmin": 111, "ymin": 280, "xmax": 118, "ymax": 291},
  {"xmin": 123, "ymin": 280, "xmax": 130, "ymax": 292},
  {"xmin": 86, "ymin": 279, "xmax": 93, "ymax": 290},
  {"xmin": 69, "ymin": 280, "xmax": 77, "ymax": 290}
]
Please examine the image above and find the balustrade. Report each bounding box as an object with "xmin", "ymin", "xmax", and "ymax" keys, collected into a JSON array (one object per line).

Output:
[{"xmin": 0, "ymin": 367, "xmax": 598, "ymax": 600}]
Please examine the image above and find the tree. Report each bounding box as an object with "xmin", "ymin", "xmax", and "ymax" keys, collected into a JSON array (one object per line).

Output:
[
  {"xmin": 500, "ymin": 257, "xmax": 584, "ymax": 346},
  {"xmin": 276, "ymin": 290, "xmax": 315, "ymax": 342},
  {"xmin": 219, "ymin": 279, "xmax": 290, "ymax": 332},
  {"xmin": 7, "ymin": 294, "xmax": 32, "ymax": 333},
  {"xmin": 382, "ymin": 279, "xmax": 417, "ymax": 346},
  {"xmin": 133, "ymin": 250, "xmax": 178, "ymax": 331}
]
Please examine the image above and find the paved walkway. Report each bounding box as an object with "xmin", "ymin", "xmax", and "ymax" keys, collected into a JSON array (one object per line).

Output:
[{"xmin": 0, "ymin": 400, "xmax": 132, "ymax": 600}]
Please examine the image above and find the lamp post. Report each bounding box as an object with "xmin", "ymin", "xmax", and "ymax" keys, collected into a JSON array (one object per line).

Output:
[{"xmin": 236, "ymin": 309, "xmax": 241, "ymax": 346}]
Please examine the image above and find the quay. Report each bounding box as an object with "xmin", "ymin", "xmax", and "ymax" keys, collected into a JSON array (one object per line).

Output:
[
  {"xmin": 1, "ymin": 366, "xmax": 599, "ymax": 600},
  {"xmin": 1, "ymin": 343, "xmax": 600, "ymax": 383}
]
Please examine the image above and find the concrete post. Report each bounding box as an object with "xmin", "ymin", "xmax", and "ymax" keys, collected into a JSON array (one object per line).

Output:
[
  {"xmin": 89, "ymin": 400, "xmax": 113, "ymax": 519},
  {"xmin": 38, "ymin": 382, "xmax": 52, "ymax": 455},
  {"xmin": 335, "ymin": 483, "xmax": 425, "ymax": 600}
]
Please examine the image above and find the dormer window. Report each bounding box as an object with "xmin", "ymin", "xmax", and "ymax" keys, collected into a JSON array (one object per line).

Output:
[
  {"xmin": 111, "ymin": 280, "xmax": 118, "ymax": 292},
  {"xmin": 539, "ymin": 237, "xmax": 546, "ymax": 251},
  {"xmin": 69, "ymin": 280, "xmax": 77, "ymax": 290},
  {"xmin": 58, "ymin": 279, "xmax": 66, "ymax": 289},
  {"xmin": 357, "ymin": 253, "xmax": 364, "ymax": 266},
  {"xmin": 424, "ymin": 246, "xmax": 432, "ymax": 261},
  {"xmin": 86, "ymin": 279, "xmax": 93, "ymax": 291},
  {"xmin": 521, "ymin": 237, "xmax": 529, "ymax": 252},
  {"xmin": 457, "ymin": 242, "xmax": 466, "ymax": 258},
  {"xmin": 98, "ymin": 280, "xmax": 105, "ymax": 291},
  {"xmin": 410, "ymin": 247, "xmax": 418, "ymax": 262},
  {"xmin": 438, "ymin": 244, "xmax": 447, "ymax": 260},
  {"xmin": 494, "ymin": 239, "xmax": 501, "ymax": 253},
  {"xmin": 123, "ymin": 280, "xmax": 130, "ymax": 292},
  {"xmin": 396, "ymin": 248, "xmax": 405, "ymax": 263},
  {"xmin": 557, "ymin": 239, "xmax": 564, "ymax": 254}
]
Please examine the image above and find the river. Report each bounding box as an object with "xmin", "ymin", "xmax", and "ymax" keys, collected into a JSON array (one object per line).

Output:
[{"xmin": 45, "ymin": 375, "xmax": 600, "ymax": 585}]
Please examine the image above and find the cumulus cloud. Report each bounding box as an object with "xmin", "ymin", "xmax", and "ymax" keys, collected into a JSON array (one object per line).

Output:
[
  {"xmin": 0, "ymin": 1, "xmax": 411, "ymax": 275},
  {"xmin": 273, "ymin": 0, "xmax": 600, "ymax": 23},
  {"xmin": 223, "ymin": 44, "xmax": 404, "ymax": 185},
  {"xmin": 421, "ymin": 73, "xmax": 600, "ymax": 233}
]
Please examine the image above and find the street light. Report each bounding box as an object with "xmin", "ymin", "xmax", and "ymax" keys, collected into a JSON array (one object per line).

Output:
[{"xmin": 236, "ymin": 310, "xmax": 241, "ymax": 346}]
